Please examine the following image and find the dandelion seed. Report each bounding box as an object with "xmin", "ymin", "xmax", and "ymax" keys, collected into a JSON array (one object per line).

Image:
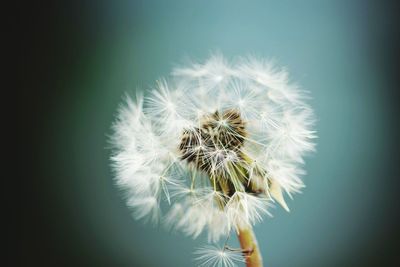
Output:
[{"xmin": 194, "ymin": 245, "xmax": 244, "ymax": 267}]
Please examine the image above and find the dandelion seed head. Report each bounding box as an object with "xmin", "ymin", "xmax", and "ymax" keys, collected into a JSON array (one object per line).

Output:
[{"xmin": 111, "ymin": 54, "xmax": 316, "ymax": 242}]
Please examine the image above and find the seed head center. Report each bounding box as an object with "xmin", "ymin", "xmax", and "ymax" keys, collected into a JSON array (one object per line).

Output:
[{"xmin": 179, "ymin": 109, "xmax": 247, "ymax": 174}]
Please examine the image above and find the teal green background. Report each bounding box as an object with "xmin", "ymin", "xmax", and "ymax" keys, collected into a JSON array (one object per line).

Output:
[{"xmin": 25, "ymin": 0, "xmax": 399, "ymax": 266}]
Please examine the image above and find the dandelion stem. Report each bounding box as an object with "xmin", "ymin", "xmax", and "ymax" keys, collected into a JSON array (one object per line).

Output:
[{"xmin": 237, "ymin": 227, "xmax": 263, "ymax": 267}]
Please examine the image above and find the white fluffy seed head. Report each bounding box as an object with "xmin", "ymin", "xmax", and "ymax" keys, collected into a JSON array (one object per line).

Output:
[{"xmin": 110, "ymin": 54, "xmax": 316, "ymax": 243}]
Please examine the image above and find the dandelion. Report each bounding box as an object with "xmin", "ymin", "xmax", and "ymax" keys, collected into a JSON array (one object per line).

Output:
[{"xmin": 110, "ymin": 54, "xmax": 316, "ymax": 267}]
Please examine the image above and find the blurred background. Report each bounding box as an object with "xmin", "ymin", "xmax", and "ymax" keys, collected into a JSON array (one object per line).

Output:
[{"xmin": 19, "ymin": 0, "xmax": 399, "ymax": 266}]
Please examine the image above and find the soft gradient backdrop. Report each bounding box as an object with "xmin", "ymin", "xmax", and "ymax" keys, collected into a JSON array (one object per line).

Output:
[{"xmin": 21, "ymin": 0, "xmax": 399, "ymax": 266}]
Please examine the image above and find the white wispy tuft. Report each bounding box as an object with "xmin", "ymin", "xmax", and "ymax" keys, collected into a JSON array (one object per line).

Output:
[
  {"xmin": 194, "ymin": 245, "xmax": 244, "ymax": 267},
  {"xmin": 110, "ymin": 54, "xmax": 316, "ymax": 265}
]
